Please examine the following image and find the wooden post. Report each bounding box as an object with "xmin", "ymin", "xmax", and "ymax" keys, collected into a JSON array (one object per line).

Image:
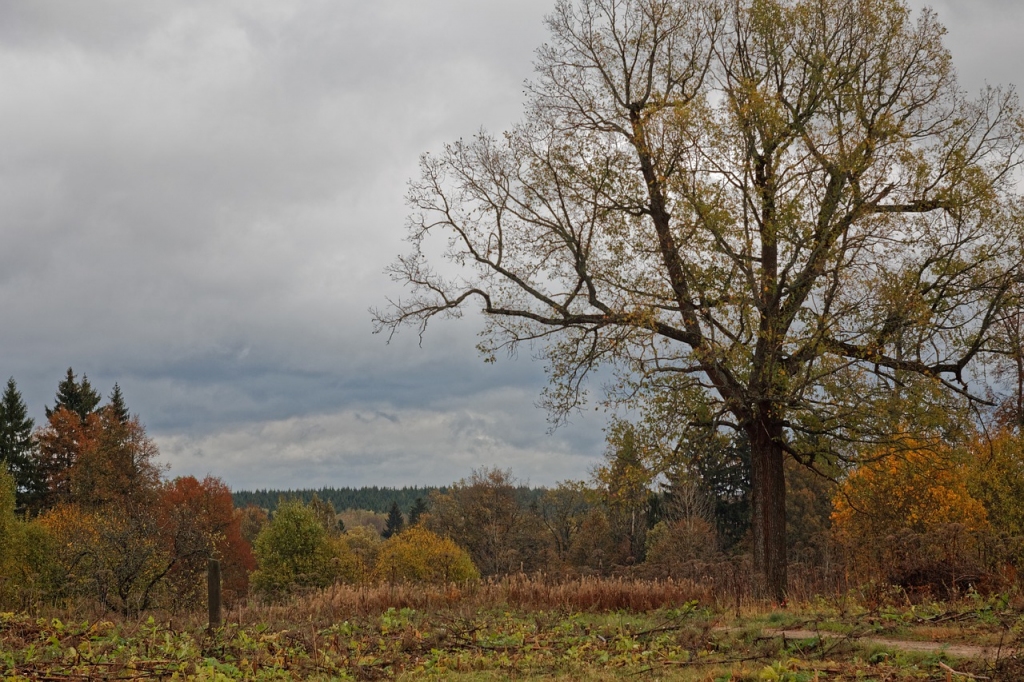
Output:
[{"xmin": 208, "ymin": 558, "xmax": 222, "ymax": 630}]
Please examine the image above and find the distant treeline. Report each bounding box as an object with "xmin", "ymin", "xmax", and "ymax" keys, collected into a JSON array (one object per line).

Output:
[
  {"xmin": 232, "ymin": 487, "xmax": 442, "ymax": 514},
  {"xmin": 232, "ymin": 485, "xmax": 547, "ymax": 514}
]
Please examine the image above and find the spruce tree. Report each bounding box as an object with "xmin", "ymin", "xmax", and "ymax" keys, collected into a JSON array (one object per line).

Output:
[
  {"xmin": 107, "ymin": 383, "xmax": 130, "ymax": 424},
  {"xmin": 46, "ymin": 368, "xmax": 102, "ymax": 422},
  {"xmin": 382, "ymin": 500, "xmax": 404, "ymax": 539},
  {"xmin": 45, "ymin": 368, "xmax": 78, "ymax": 419},
  {"xmin": 407, "ymin": 497, "xmax": 428, "ymax": 527},
  {"xmin": 78, "ymin": 374, "xmax": 101, "ymax": 416},
  {"xmin": 0, "ymin": 377, "xmax": 38, "ymax": 507}
]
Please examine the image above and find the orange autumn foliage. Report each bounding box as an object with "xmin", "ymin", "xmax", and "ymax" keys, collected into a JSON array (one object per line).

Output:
[
  {"xmin": 37, "ymin": 476, "xmax": 256, "ymax": 612},
  {"xmin": 159, "ymin": 476, "xmax": 255, "ymax": 603},
  {"xmin": 833, "ymin": 444, "xmax": 988, "ymax": 539},
  {"xmin": 71, "ymin": 414, "xmax": 163, "ymax": 509},
  {"xmin": 832, "ymin": 443, "xmax": 990, "ymax": 591},
  {"xmin": 33, "ymin": 407, "xmax": 163, "ymax": 512},
  {"xmin": 33, "ymin": 408, "xmax": 100, "ymax": 508}
]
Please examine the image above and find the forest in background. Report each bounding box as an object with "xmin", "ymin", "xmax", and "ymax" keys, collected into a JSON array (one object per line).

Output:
[
  {"xmin": 5, "ymin": 368, "xmax": 1024, "ymax": 619},
  {"xmin": 232, "ymin": 487, "xmax": 446, "ymax": 516},
  {"xmin": 231, "ymin": 485, "xmax": 551, "ymax": 516}
]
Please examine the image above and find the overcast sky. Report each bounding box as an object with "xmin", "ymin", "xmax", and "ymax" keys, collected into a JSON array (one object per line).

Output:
[{"xmin": 0, "ymin": 0, "xmax": 1020, "ymax": 491}]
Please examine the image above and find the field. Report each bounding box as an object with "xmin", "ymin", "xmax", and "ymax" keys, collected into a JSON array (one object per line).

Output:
[{"xmin": 3, "ymin": 578, "xmax": 1024, "ymax": 681}]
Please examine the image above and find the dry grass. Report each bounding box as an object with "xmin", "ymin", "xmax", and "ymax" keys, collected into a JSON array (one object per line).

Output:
[
  {"xmin": 20, "ymin": 566, "xmax": 843, "ymax": 630},
  {"xmin": 232, "ymin": 574, "xmax": 715, "ymax": 626},
  {"xmin": 490, "ymin": 573, "xmax": 713, "ymax": 611}
]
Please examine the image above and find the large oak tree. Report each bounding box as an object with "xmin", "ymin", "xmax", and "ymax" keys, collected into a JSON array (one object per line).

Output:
[{"xmin": 375, "ymin": 0, "xmax": 1024, "ymax": 599}]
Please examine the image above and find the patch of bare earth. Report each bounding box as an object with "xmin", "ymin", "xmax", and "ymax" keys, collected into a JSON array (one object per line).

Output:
[{"xmin": 769, "ymin": 628, "xmax": 1018, "ymax": 660}]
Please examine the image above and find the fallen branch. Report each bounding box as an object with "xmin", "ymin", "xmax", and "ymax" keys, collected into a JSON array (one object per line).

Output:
[{"xmin": 938, "ymin": 661, "xmax": 990, "ymax": 680}]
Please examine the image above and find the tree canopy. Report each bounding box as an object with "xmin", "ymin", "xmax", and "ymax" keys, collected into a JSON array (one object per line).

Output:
[{"xmin": 377, "ymin": 0, "xmax": 1024, "ymax": 599}]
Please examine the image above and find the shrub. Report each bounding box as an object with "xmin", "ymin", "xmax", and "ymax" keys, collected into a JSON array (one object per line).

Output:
[
  {"xmin": 374, "ymin": 526, "xmax": 479, "ymax": 584},
  {"xmin": 342, "ymin": 525, "xmax": 382, "ymax": 580},
  {"xmin": 833, "ymin": 445, "xmax": 987, "ymax": 539},
  {"xmin": 0, "ymin": 468, "xmax": 55, "ymax": 606},
  {"xmin": 251, "ymin": 499, "xmax": 359, "ymax": 597},
  {"xmin": 644, "ymin": 518, "xmax": 720, "ymax": 578},
  {"xmin": 832, "ymin": 443, "xmax": 990, "ymax": 593},
  {"xmin": 39, "ymin": 501, "xmax": 172, "ymax": 615}
]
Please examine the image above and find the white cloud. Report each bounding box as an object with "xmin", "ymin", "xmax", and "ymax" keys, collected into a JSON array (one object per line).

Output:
[{"xmin": 156, "ymin": 386, "xmax": 605, "ymax": 490}]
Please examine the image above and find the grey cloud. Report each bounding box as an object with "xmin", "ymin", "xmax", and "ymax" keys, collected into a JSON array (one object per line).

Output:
[
  {"xmin": 0, "ymin": 0, "xmax": 1015, "ymax": 490},
  {"xmin": 156, "ymin": 390, "xmax": 605, "ymax": 490},
  {"xmin": 906, "ymin": 0, "xmax": 1024, "ymax": 93}
]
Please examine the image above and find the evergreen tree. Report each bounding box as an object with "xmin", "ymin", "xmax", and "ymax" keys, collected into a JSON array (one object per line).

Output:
[
  {"xmin": 0, "ymin": 377, "xmax": 39, "ymax": 507},
  {"xmin": 106, "ymin": 383, "xmax": 130, "ymax": 424},
  {"xmin": 407, "ymin": 497, "xmax": 428, "ymax": 526},
  {"xmin": 46, "ymin": 368, "xmax": 102, "ymax": 422},
  {"xmin": 691, "ymin": 437, "xmax": 751, "ymax": 552},
  {"xmin": 382, "ymin": 500, "xmax": 404, "ymax": 539}
]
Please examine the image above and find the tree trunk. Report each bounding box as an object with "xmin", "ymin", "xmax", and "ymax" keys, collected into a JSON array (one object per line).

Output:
[{"xmin": 749, "ymin": 416, "xmax": 787, "ymax": 602}]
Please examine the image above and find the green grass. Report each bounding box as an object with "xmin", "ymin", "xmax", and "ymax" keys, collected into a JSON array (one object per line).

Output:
[{"xmin": 1, "ymin": 597, "xmax": 1020, "ymax": 680}]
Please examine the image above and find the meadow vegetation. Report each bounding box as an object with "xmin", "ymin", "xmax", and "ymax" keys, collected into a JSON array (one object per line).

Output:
[{"xmin": 4, "ymin": 577, "xmax": 1024, "ymax": 680}]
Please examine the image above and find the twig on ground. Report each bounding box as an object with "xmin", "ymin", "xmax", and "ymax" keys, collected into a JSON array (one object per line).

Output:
[{"xmin": 938, "ymin": 661, "xmax": 990, "ymax": 680}]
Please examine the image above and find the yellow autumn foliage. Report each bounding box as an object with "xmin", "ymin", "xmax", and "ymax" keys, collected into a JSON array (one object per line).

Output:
[
  {"xmin": 832, "ymin": 444, "xmax": 988, "ymax": 541},
  {"xmin": 38, "ymin": 502, "xmax": 175, "ymax": 613},
  {"xmin": 373, "ymin": 526, "xmax": 479, "ymax": 584},
  {"xmin": 832, "ymin": 442, "xmax": 994, "ymax": 590},
  {"xmin": 0, "ymin": 468, "xmax": 56, "ymax": 606},
  {"xmin": 966, "ymin": 429, "xmax": 1024, "ymax": 538}
]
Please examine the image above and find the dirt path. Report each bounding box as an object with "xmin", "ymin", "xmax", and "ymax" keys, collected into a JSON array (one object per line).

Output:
[{"xmin": 765, "ymin": 628, "xmax": 1018, "ymax": 660}]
